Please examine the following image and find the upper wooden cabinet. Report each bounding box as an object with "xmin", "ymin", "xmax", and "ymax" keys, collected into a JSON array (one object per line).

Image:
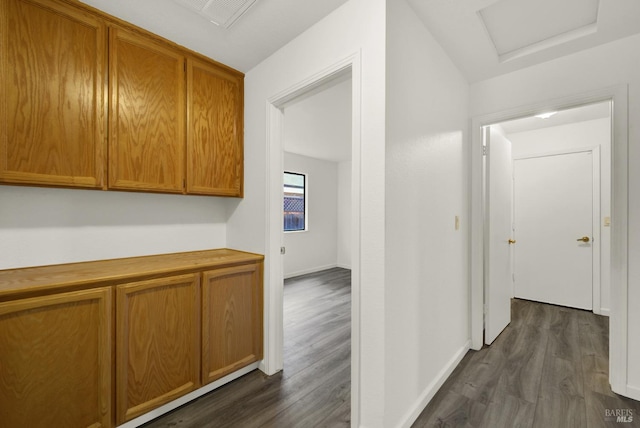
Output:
[
  {"xmin": 108, "ymin": 26, "xmax": 185, "ymax": 193},
  {"xmin": 187, "ymin": 58, "xmax": 243, "ymax": 197},
  {"xmin": 0, "ymin": 0, "xmax": 244, "ymax": 197},
  {"xmin": 0, "ymin": 0, "xmax": 107, "ymax": 188}
]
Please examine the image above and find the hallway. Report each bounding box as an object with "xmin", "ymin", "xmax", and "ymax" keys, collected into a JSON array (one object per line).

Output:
[{"xmin": 413, "ymin": 299, "xmax": 640, "ymax": 427}]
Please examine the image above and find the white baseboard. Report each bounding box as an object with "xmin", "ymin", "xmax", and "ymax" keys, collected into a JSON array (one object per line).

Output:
[
  {"xmin": 625, "ymin": 384, "xmax": 640, "ymax": 401},
  {"xmin": 284, "ymin": 263, "xmax": 338, "ymax": 279},
  {"xmin": 117, "ymin": 362, "xmax": 261, "ymax": 428},
  {"xmin": 396, "ymin": 340, "xmax": 471, "ymax": 428},
  {"xmin": 600, "ymin": 307, "xmax": 610, "ymax": 317},
  {"xmin": 337, "ymin": 262, "xmax": 351, "ymax": 270}
]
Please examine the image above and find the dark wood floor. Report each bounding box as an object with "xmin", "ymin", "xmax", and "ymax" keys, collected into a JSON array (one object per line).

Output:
[
  {"xmin": 142, "ymin": 267, "xmax": 351, "ymax": 428},
  {"xmin": 412, "ymin": 298, "xmax": 640, "ymax": 428}
]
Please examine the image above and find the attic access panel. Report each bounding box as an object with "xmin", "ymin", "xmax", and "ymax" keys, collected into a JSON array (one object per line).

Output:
[
  {"xmin": 173, "ymin": 0, "xmax": 259, "ymax": 28},
  {"xmin": 479, "ymin": 0, "xmax": 600, "ymax": 61}
]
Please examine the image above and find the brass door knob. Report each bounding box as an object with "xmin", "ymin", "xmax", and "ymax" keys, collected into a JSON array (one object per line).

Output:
[
  {"xmin": 508, "ymin": 239, "xmax": 516, "ymax": 244},
  {"xmin": 577, "ymin": 236, "xmax": 590, "ymax": 243}
]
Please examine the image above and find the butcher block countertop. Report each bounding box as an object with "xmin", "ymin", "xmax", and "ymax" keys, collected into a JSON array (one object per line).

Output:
[{"xmin": 0, "ymin": 249, "xmax": 264, "ymax": 302}]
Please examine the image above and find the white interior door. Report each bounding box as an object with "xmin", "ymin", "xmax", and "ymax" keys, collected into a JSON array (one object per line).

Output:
[
  {"xmin": 514, "ymin": 151, "xmax": 593, "ymax": 310},
  {"xmin": 485, "ymin": 126, "xmax": 513, "ymax": 345}
]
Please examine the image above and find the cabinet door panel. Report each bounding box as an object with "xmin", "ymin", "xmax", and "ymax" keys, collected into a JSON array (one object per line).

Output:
[
  {"xmin": 202, "ymin": 263, "xmax": 263, "ymax": 384},
  {"xmin": 109, "ymin": 27, "xmax": 184, "ymax": 193},
  {"xmin": 187, "ymin": 58, "xmax": 243, "ymax": 196},
  {"xmin": 0, "ymin": 0, "xmax": 107, "ymax": 188},
  {"xmin": 0, "ymin": 288, "xmax": 112, "ymax": 428},
  {"xmin": 116, "ymin": 274, "xmax": 200, "ymax": 424}
]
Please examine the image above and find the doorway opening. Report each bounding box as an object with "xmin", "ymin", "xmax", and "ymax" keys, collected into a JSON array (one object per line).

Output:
[
  {"xmin": 265, "ymin": 54, "xmax": 362, "ymax": 425},
  {"xmin": 471, "ymin": 85, "xmax": 630, "ymax": 396},
  {"xmin": 280, "ymin": 73, "xmax": 353, "ymax": 425},
  {"xmin": 483, "ymin": 100, "xmax": 611, "ymax": 345}
]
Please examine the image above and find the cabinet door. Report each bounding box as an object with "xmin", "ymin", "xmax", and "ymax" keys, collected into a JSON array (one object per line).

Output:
[
  {"xmin": 186, "ymin": 58, "xmax": 243, "ymax": 197},
  {"xmin": 109, "ymin": 26, "xmax": 185, "ymax": 193},
  {"xmin": 0, "ymin": 0, "xmax": 107, "ymax": 188},
  {"xmin": 202, "ymin": 263, "xmax": 263, "ymax": 384},
  {"xmin": 0, "ymin": 288, "xmax": 112, "ymax": 428},
  {"xmin": 116, "ymin": 274, "xmax": 200, "ymax": 424}
]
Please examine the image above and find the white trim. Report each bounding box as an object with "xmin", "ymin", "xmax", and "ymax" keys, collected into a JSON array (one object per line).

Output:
[
  {"xmin": 284, "ymin": 263, "xmax": 340, "ymax": 279},
  {"xmin": 592, "ymin": 146, "xmax": 602, "ymax": 315},
  {"xmin": 625, "ymin": 385, "xmax": 640, "ymax": 401},
  {"xmin": 265, "ymin": 52, "xmax": 362, "ymax": 427},
  {"xmin": 512, "ymin": 145, "xmax": 600, "ymax": 160},
  {"xmin": 395, "ymin": 341, "xmax": 471, "ymax": 428},
  {"xmin": 601, "ymin": 307, "xmax": 610, "ymax": 317},
  {"xmin": 512, "ymin": 146, "xmax": 602, "ymax": 314},
  {"xmin": 116, "ymin": 362, "xmax": 260, "ymax": 428},
  {"xmin": 470, "ymin": 85, "xmax": 628, "ymax": 398}
]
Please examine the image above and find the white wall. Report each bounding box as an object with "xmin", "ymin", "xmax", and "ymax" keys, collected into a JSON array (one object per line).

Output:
[
  {"xmin": 508, "ymin": 117, "xmax": 611, "ymax": 314},
  {"xmin": 0, "ymin": 186, "xmax": 229, "ymax": 269},
  {"xmin": 385, "ymin": 1, "xmax": 470, "ymax": 426},
  {"xmin": 470, "ymin": 33, "xmax": 640, "ymax": 399},
  {"xmin": 283, "ymin": 153, "xmax": 338, "ymax": 278},
  {"xmin": 226, "ymin": 0, "xmax": 387, "ymax": 425},
  {"xmin": 337, "ymin": 161, "xmax": 352, "ymax": 269}
]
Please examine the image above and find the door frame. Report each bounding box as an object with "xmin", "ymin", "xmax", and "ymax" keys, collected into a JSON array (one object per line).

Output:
[
  {"xmin": 470, "ymin": 85, "xmax": 629, "ymax": 395},
  {"xmin": 264, "ymin": 53, "xmax": 362, "ymax": 426},
  {"xmin": 512, "ymin": 146, "xmax": 601, "ymax": 311}
]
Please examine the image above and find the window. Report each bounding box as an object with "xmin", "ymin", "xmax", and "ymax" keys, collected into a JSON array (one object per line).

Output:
[{"xmin": 283, "ymin": 171, "xmax": 306, "ymax": 232}]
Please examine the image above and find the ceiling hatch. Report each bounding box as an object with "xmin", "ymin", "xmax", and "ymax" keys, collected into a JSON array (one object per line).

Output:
[
  {"xmin": 173, "ymin": 0, "xmax": 259, "ymax": 28},
  {"xmin": 479, "ymin": 0, "xmax": 600, "ymax": 62}
]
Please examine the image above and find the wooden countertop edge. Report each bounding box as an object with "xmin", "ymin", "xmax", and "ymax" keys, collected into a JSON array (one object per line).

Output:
[{"xmin": 0, "ymin": 249, "xmax": 264, "ymax": 302}]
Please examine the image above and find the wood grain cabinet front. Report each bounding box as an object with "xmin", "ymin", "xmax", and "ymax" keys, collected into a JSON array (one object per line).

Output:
[
  {"xmin": 186, "ymin": 58, "xmax": 244, "ymax": 197},
  {"xmin": 201, "ymin": 263, "xmax": 263, "ymax": 384},
  {"xmin": 0, "ymin": 249, "xmax": 263, "ymax": 427},
  {"xmin": 0, "ymin": 0, "xmax": 244, "ymax": 197},
  {"xmin": 0, "ymin": 0, "xmax": 107, "ymax": 189},
  {"xmin": 0, "ymin": 287, "xmax": 113, "ymax": 428},
  {"xmin": 116, "ymin": 274, "xmax": 200, "ymax": 424},
  {"xmin": 108, "ymin": 25, "xmax": 185, "ymax": 193}
]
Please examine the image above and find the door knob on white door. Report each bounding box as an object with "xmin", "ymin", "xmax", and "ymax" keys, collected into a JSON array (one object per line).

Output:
[{"xmin": 576, "ymin": 236, "xmax": 590, "ymax": 243}]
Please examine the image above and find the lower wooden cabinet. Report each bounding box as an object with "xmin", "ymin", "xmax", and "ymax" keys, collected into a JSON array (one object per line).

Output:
[
  {"xmin": 116, "ymin": 274, "xmax": 201, "ymax": 424},
  {"xmin": 0, "ymin": 288, "xmax": 112, "ymax": 428},
  {"xmin": 0, "ymin": 249, "xmax": 263, "ymax": 427},
  {"xmin": 202, "ymin": 263, "xmax": 263, "ymax": 384}
]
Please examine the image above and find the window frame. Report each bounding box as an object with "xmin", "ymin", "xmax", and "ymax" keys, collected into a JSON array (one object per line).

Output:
[{"xmin": 283, "ymin": 171, "xmax": 308, "ymax": 233}]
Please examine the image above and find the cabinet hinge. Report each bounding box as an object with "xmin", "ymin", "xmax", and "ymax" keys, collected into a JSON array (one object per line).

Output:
[{"xmin": 482, "ymin": 145, "xmax": 487, "ymax": 156}]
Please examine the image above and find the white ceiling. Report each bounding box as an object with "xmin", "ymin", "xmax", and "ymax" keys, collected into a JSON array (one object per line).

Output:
[
  {"xmin": 78, "ymin": 0, "xmax": 635, "ymax": 162},
  {"xmin": 498, "ymin": 101, "xmax": 610, "ymax": 135},
  {"xmin": 79, "ymin": 0, "xmax": 349, "ymax": 73},
  {"xmin": 80, "ymin": 0, "xmax": 640, "ymax": 81},
  {"xmin": 478, "ymin": 0, "xmax": 599, "ymax": 59},
  {"xmin": 406, "ymin": 0, "xmax": 640, "ymax": 82},
  {"xmin": 283, "ymin": 77, "xmax": 352, "ymax": 163}
]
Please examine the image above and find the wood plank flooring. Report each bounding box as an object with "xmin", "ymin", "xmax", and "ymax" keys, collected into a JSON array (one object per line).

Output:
[
  {"xmin": 142, "ymin": 267, "xmax": 351, "ymax": 428},
  {"xmin": 412, "ymin": 299, "xmax": 640, "ymax": 428}
]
